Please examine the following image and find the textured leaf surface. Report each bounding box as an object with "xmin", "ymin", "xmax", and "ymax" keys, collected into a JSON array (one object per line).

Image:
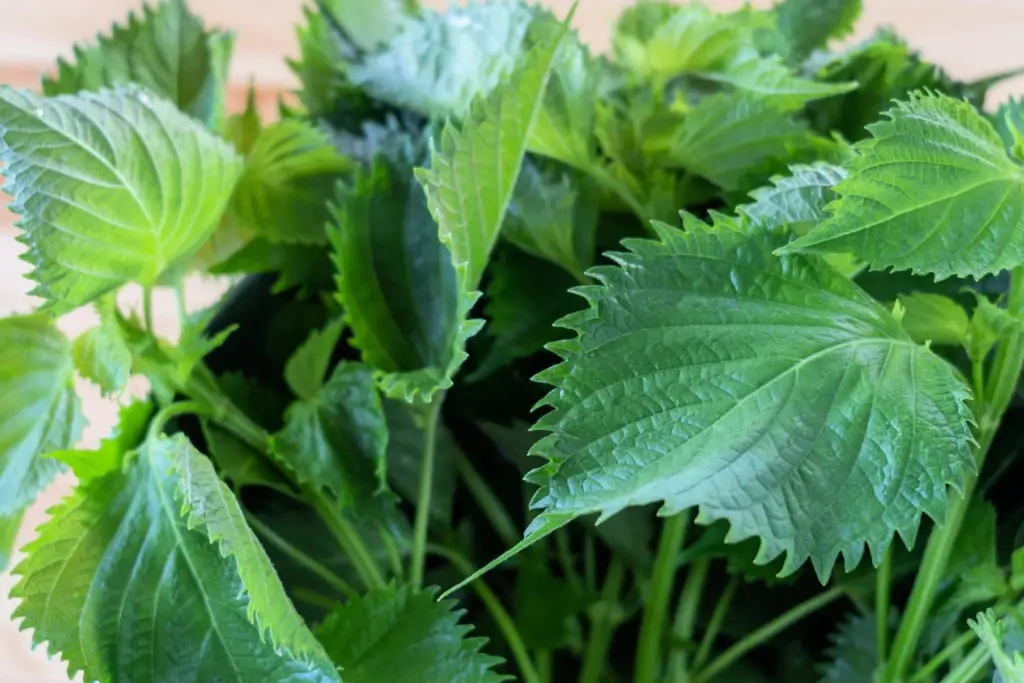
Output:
[
  {"xmin": 897, "ymin": 293, "xmax": 969, "ymax": 346},
  {"xmin": 696, "ymin": 55, "xmax": 856, "ymax": 111},
  {"xmin": 350, "ymin": 3, "xmax": 537, "ymax": 120},
  {"xmin": 41, "ymin": 0, "xmax": 233, "ymax": 128},
  {"xmin": 48, "ymin": 400, "xmax": 152, "ymax": 484},
  {"xmin": 231, "ymin": 120, "xmax": 350, "ymax": 245},
  {"xmin": 739, "ymin": 163, "xmax": 847, "ymax": 234},
  {"xmin": 315, "ymin": 583, "xmax": 508, "ymax": 683},
  {"xmin": 527, "ymin": 219, "xmax": 974, "ymax": 578},
  {"xmin": 71, "ymin": 298, "xmax": 131, "ymax": 395},
  {"xmin": 0, "ymin": 86, "xmax": 243, "ymax": 312},
  {"xmin": 12, "ymin": 434, "xmax": 337, "ymax": 682},
  {"xmin": 673, "ymin": 94, "xmax": 809, "ymax": 191},
  {"xmin": 329, "ymin": 158, "xmax": 462, "ymax": 403},
  {"xmin": 272, "ymin": 362, "xmax": 389, "ymax": 513},
  {"xmin": 0, "ymin": 315, "xmax": 83, "ymax": 517},
  {"xmin": 782, "ymin": 92, "xmax": 1024, "ymax": 279}
]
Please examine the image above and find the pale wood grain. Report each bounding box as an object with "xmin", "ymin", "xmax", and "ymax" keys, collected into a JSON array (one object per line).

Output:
[{"xmin": 1, "ymin": 1, "xmax": 1022, "ymax": 680}]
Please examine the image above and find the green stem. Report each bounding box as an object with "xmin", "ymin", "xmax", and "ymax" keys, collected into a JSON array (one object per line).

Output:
[
  {"xmin": 667, "ymin": 558, "xmax": 711, "ymax": 681},
  {"xmin": 887, "ymin": 265, "xmax": 1024, "ymax": 682},
  {"xmin": 692, "ymin": 575, "xmax": 740, "ymax": 671},
  {"xmin": 147, "ymin": 400, "xmax": 209, "ymax": 440},
  {"xmin": 556, "ymin": 531, "xmax": 585, "ymax": 596},
  {"xmin": 244, "ymin": 510, "xmax": 358, "ymax": 600},
  {"xmin": 379, "ymin": 526, "xmax": 405, "ymax": 581},
  {"xmin": 291, "ymin": 587, "xmax": 340, "ymax": 611},
  {"xmin": 635, "ymin": 513, "xmax": 691, "ymax": 683},
  {"xmin": 877, "ymin": 546, "xmax": 893, "ymax": 667},
  {"xmin": 454, "ymin": 449, "xmax": 519, "ymax": 548},
  {"xmin": 579, "ymin": 557, "xmax": 627, "ymax": 683},
  {"xmin": 174, "ymin": 278, "xmax": 187, "ymax": 323},
  {"xmin": 143, "ymin": 285, "xmax": 155, "ymax": 332},
  {"xmin": 308, "ymin": 488, "xmax": 384, "ymax": 590},
  {"xmin": 940, "ymin": 642, "xmax": 990, "ymax": 683},
  {"xmin": 584, "ymin": 533, "xmax": 597, "ymax": 593},
  {"xmin": 537, "ymin": 650, "xmax": 552, "ymax": 683},
  {"xmin": 429, "ymin": 544, "xmax": 542, "ymax": 683},
  {"xmin": 909, "ymin": 629, "xmax": 978, "ymax": 683},
  {"xmin": 695, "ymin": 585, "xmax": 846, "ymax": 683},
  {"xmin": 411, "ymin": 395, "xmax": 444, "ymax": 587}
]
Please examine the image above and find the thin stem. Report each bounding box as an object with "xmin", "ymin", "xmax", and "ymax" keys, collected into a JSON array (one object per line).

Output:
[
  {"xmin": 537, "ymin": 650, "xmax": 552, "ymax": 683},
  {"xmin": 876, "ymin": 546, "xmax": 894, "ymax": 667},
  {"xmin": 556, "ymin": 531, "xmax": 585, "ymax": 596},
  {"xmin": 693, "ymin": 575, "xmax": 740, "ymax": 671},
  {"xmin": 579, "ymin": 557, "xmax": 627, "ymax": 683},
  {"xmin": 909, "ymin": 629, "xmax": 978, "ymax": 683},
  {"xmin": 972, "ymin": 357, "xmax": 986, "ymax": 407},
  {"xmin": 411, "ymin": 395, "xmax": 444, "ymax": 587},
  {"xmin": 244, "ymin": 510, "xmax": 358, "ymax": 600},
  {"xmin": 887, "ymin": 264, "xmax": 1024, "ymax": 682},
  {"xmin": 429, "ymin": 544, "xmax": 542, "ymax": 683},
  {"xmin": 143, "ymin": 285, "xmax": 155, "ymax": 332},
  {"xmin": 695, "ymin": 585, "xmax": 846, "ymax": 683},
  {"xmin": 291, "ymin": 587, "xmax": 340, "ymax": 611},
  {"xmin": 454, "ymin": 449, "xmax": 519, "ymax": 548},
  {"xmin": 379, "ymin": 526, "xmax": 405, "ymax": 580},
  {"xmin": 940, "ymin": 642, "xmax": 990, "ymax": 683},
  {"xmin": 308, "ymin": 489, "xmax": 384, "ymax": 590},
  {"xmin": 174, "ymin": 279, "xmax": 187, "ymax": 323},
  {"xmin": 667, "ymin": 558, "xmax": 711, "ymax": 681},
  {"xmin": 635, "ymin": 513, "xmax": 691, "ymax": 683},
  {"xmin": 148, "ymin": 400, "xmax": 209, "ymax": 441}
]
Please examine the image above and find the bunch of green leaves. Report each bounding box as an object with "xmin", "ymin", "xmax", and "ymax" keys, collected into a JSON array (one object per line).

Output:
[{"xmin": 5, "ymin": 0, "xmax": 1024, "ymax": 682}]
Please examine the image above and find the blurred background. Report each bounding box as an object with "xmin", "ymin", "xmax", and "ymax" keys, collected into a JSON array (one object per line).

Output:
[{"xmin": 1, "ymin": 0, "xmax": 1023, "ymax": 680}]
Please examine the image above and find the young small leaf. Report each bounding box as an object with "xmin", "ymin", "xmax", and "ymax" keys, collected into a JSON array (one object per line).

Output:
[
  {"xmin": 528, "ymin": 218, "xmax": 974, "ymax": 579},
  {"xmin": 819, "ymin": 611, "xmax": 883, "ymax": 682},
  {"xmin": 672, "ymin": 94, "xmax": 810, "ymax": 191},
  {"xmin": 271, "ymin": 361, "xmax": 389, "ymax": 513},
  {"xmin": 47, "ymin": 399, "xmax": 153, "ymax": 483},
  {"xmin": 41, "ymin": 0, "xmax": 234, "ymax": 128},
  {"xmin": 966, "ymin": 296, "xmax": 1024, "ymax": 362},
  {"xmin": 315, "ymin": 583, "xmax": 508, "ymax": 683},
  {"xmin": 897, "ymin": 293, "xmax": 970, "ymax": 346},
  {"xmin": 0, "ymin": 315, "xmax": 83, "ymax": 518},
  {"xmin": 12, "ymin": 433, "xmax": 338, "ymax": 682},
  {"xmin": 284, "ymin": 319, "xmax": 345, "ymax": 401},
  {"xmin": 71, "ymin": 297, "xmax": 132, "ymax": 395},
  {"xmin": 201, "ymin": 421, "xmax": 294, "ymax": 496},
  {"xmin": 781, "ymin": 91, "xmax": 1024, "ymax": 279},
  {"xmin": 970, "ymin": 609, "xmax": 1024, "ymax": 682},
  {"xmin": 231, "ymin": 120, "xmax": 351, "ymax": 245},
  {"xmin": 0, "ymin": 86, "xmax": 243, "ymax": 312}
]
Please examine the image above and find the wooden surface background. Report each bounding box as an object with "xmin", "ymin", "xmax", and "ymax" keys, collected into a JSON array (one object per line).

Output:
[{"xmin": 1, "ymin": 1, "xmax": 1022, "ymax": 680}]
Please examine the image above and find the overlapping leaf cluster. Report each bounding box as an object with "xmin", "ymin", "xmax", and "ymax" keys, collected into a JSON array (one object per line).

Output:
[{"xmin": 4, "ymin": 1, "xmax": 1024, "ymax": 682}]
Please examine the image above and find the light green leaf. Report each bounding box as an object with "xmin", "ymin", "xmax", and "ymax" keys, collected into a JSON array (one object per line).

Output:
[
  {"xmin": 41, "ymin": 0, "xmax": 234, "ymax": 129},
  {"xmin": 383, "ymin": 399, "xmax": 459, "ymax": 526},
  {"xmin": 0, "ymin": 510, "xmax": 24, "ymax": 573},
  {"xmin": 350, "ymin": 2, "xmax": 537, "ymax": 120},
  {"xmin": 994, "ymin": 97, "xmax": 1024, "ymax": 161},
  {"xmin": 47, "ymin": 400, "xmax": 153, "ymax": 484},
  {"xmin": 470, "ymin": 247, "xmax": 581, "ymax": 381},
  {"xmin": 967, "ymin": 296, "xmax": 1024, "ymax": 362},
  {"xmin": 271, "ymin": 362, "xmax": 389, "ymax": 513},
  {"xmin": 0, "ymin": 86, "xmax": 243, "ymax": 312},
  {"xmin": 169, "ymin": 433, "xmax": 329, "ymax": 663},
  {"xmin": 526, "ymin": 218, "xmax": 974, "ymax": 579},
  {"xmin": 328, "ymin": 158, "xmax": 462, "ymax": 403},
  {"xmin": 11, "ymin": 433, "xmax": 338, "ymax": 682},
  {"xmin": 897, "ymin": 293, "xmax": 970, "ymax": 346},
  {"xmin": 696, "ymin": 55, "xmax": 857, "ymax": 111},
  {"xmin": 739, "ymin": 162, "xmax": 847, "ymax": 234},
  {"xmin": 672, "ymin": 93, "xmax": 810, "ymax": 191},
  {"xmin": 504, "ymin": 161, "xmax": 598, "ymax": 281},
  {"xmin": 231, "ymin": 120, "xmax": 351, "ymax": 245},
  {"xmin": 774, "ymin": 0, "xmax": 863, "ymax": 62},
  {"xmin": 285, "ymin": 319, "xmax": 345, "ymax": 401},
  {"xmin": 324, "ymin": 0, "xmax": 416, "ymax": 52},
  {"xmin": 0, "ymin": 315, "xmax": 83, "ymax": 518},
  {"xmin": 970, "ymin": 609, "xmax": 1024, "ymax": 683},
  {"xmin": 289, "ymin": 5, "xmax": 353, "ymax": 120},
  {"xmin": 72, "ymin": 297, "xmax": 132, "ymax": 395},
  {"xmin": 819, "ymin": 611, "xmax": 883, "ymax": 682},
  {"xmin": 315, "ymin": 583, "xmax": 508, "ymax": 683},
  {"xmin": 781, "ymin": 91, "xmax": 1024, "ymax": 279}
]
